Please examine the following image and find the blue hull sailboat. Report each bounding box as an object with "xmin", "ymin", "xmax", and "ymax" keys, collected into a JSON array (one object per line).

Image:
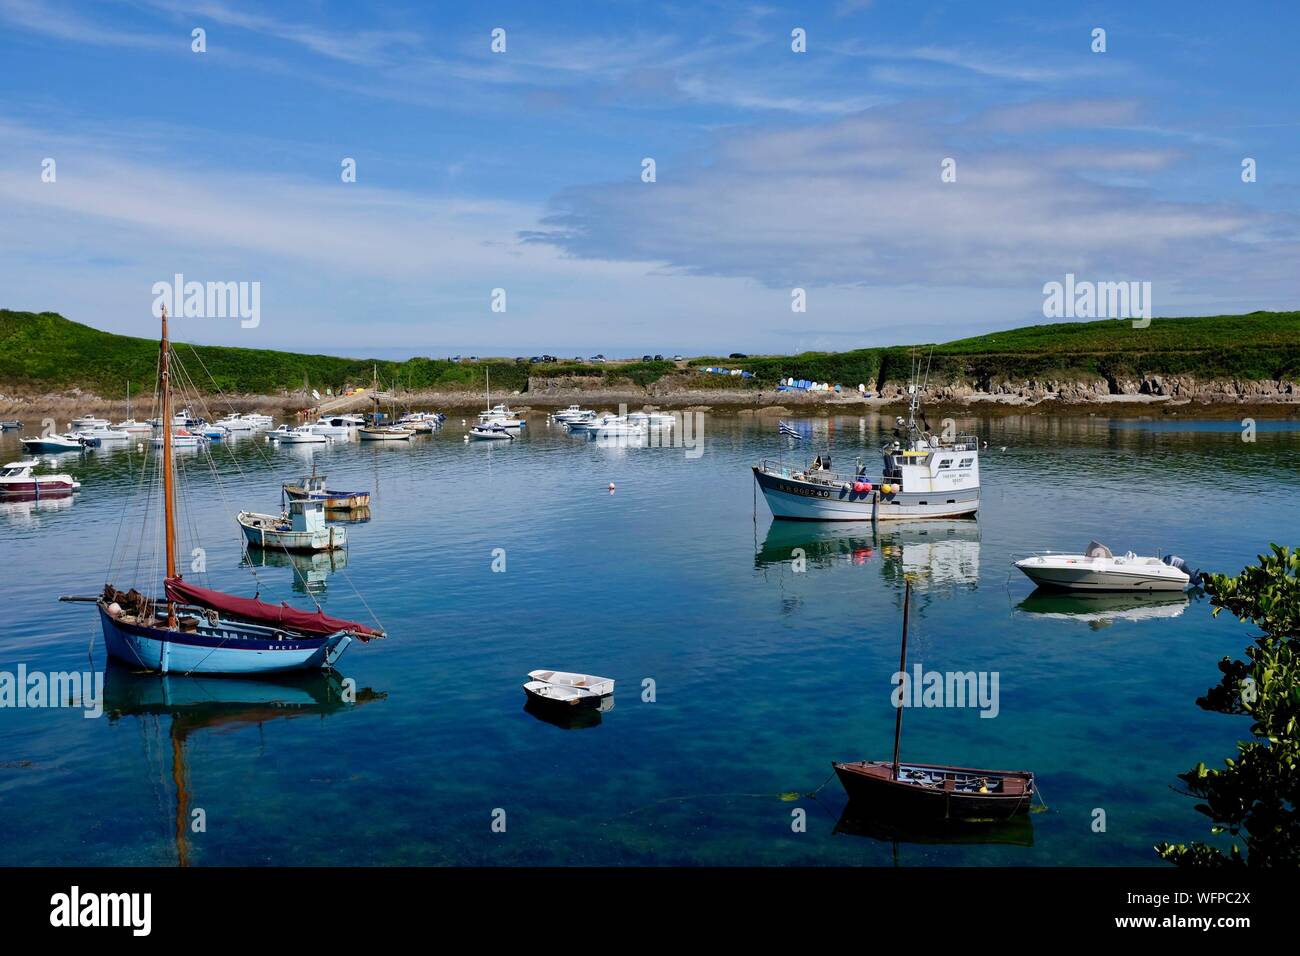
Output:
[{"xmin": 63, "ymin": 305, "xmax": 384, "ymax": 675}]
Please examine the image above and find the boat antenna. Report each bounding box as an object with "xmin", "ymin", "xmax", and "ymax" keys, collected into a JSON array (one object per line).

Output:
[
  {"xmin": 891, "ymin": 579, "xmax": 911, "ymax": 781},
  {"xmin": 160, "ymin": 304, "xmax": 177, "ymax": 626}
]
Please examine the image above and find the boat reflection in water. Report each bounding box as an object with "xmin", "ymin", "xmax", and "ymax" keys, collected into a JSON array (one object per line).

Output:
[
  {"xmin": 757, "ymin": 520, "xmax": 980, "ymax": 590},
  {"xmin": 523, "ymin": 693, "xmax": 614, "ymax": 730},
  {"xmin": 0, "ymin": 492, "xmax": 75, "ymax": 527},
  {"xmin": 834, "ymin": 802, "xmax": 1034, "ymax": 851},
  {"xmin": 242, "ymin": 544, "xmax": 350, "ymax": 596},
  {"xmin": 1015, "ymin": 589, "xmax": 1191, "ymax": 629},
  {"xmin": 103, "ymin": 664, "xmax": 385, "ymax": 865}
]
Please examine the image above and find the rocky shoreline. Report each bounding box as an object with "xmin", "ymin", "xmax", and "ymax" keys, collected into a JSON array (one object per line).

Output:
[{"xmin": 2, "ymin": 374, "xmax": 1297, "ymax": 423}]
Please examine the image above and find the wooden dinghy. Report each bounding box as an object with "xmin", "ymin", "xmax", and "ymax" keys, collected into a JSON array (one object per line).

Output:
[{"xmin": 833, "ymin": 760, "xmax": 1035, "ymax": 821}]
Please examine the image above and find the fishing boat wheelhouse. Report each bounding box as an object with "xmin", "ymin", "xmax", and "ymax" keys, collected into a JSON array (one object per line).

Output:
[{"xmin": 61, "ymin": 305, "xmax": 383, "ymax": 675}]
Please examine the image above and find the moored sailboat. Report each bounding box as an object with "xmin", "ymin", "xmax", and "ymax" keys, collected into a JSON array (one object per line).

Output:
[
  {"xmin": 60, "ymin": 305, "xmax": 384, "ymax": 675},
  {"xmin": 832, "ymin": 581, "xmax": 1035, "ymax": 821}
]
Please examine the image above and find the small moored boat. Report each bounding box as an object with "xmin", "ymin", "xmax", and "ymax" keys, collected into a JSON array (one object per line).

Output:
[
  {"xmin": 522, "ymin": 669, "xmax": 615, "ymax": 708},
  {"xmin": 21, "ymin": 433, "xmax": 89, "ymax": 453},
  {"xmin": 833, "ymin": 580, "xmax": 1035, "ymax": 822},
  {"xmin": 469, "ymin": 422, "xmax": 514, "ymax": 441},
  {"xmin": 283, "ymin": 468, "xmax": 370, "ymax": 511},
  {"xmin": 238, "ymin": 498, "xmax": 346, "ymax": 552},
  {"xmin": 1014, "ymin": 541, "xmax": 1198, "ymax": 592},
  {"xmin": 357, "ymin": 425, "xmax": 412, "ymax": 441},
  {"xmin": 0, "ymin": 460, "xmax": 80, "ymax": 496}
]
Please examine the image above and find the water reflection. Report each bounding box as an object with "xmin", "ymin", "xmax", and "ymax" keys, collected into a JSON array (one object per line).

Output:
[
  {"xmin": 242, "ymin": 545, "xmax": 349, "ymax": 595},
  {"xmin": 834, "ymin": 803, "xmax": 1035, "ymax": 852},
  {"xmin": 1015, "ymin": 589, "xmax": 1191, "ymax": 629},
  {"xmin": 103, "ymin": 665, "xmax": 385, "ymax": 865},
  {"xmin": 757, "ymin": 520, "xmax": 981, "ymax": 591},
  {"xmin": 522, "ymin": 694, "xmax": 613, "ymax": 730}
]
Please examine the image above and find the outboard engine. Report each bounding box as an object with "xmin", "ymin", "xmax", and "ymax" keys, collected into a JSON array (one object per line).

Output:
[{"xmin": 1162, "ymin": 554, "xmax": 1204, "ymax": 586}]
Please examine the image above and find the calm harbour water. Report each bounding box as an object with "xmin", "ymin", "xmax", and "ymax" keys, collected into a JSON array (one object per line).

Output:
[{"xmin": 1, "ymin": 412, "xmax": 1297, "ymax": 866}]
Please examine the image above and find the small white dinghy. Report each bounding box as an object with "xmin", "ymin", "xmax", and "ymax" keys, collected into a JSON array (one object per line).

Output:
[
  {"xmin": 523, "ymin": 670, "xmax": 615, "ymax": 707},
  {"xmin": 1015, "ymin": 540, "xmax": 1198, "ymax": 592}
]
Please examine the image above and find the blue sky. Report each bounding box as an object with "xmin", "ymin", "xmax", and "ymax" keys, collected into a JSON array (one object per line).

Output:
[{"xmin": 1, "ymin": 1, "xmax": 1298, "ymax": 357}]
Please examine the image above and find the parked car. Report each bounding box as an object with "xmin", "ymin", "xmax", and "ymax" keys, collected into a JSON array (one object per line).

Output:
[
  {"xmin": 642, "ymin": 354, "xmax": 653, "ymax": 362},
  {"xmin": 729, "ymin": 352, "xmax": 748, "ymax": 359},
  {"xmin": 515, "ymin": 357, "xmax": 526, "ymax": 364},
  {"xmin": 673, "ymin": 355, "xmax": 684, "ymax": 361},
  {"xmin": 654, "ymin": 354, "xmax": 664, "ymax": 361},
  {"xmin": 530, "ymin": 356, "xmax": 541, "ymax": 363}
]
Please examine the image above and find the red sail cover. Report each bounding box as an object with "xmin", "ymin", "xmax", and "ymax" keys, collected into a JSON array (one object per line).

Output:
[{"xmin": 165, "ymin": 578, "xmax": 384, "ymax": 640}]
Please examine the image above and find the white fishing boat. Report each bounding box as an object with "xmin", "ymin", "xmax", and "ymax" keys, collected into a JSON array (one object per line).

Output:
[
  {"xmin": 201, "ymin": 424, "xmax": 229, "ymax": 440},
  {"xmin": 238, "ymin": 498, "xmax": 346, "ymax": 552},
  {"xmin": 754, "ymin": 369, "xmax": 980, "ymax": 521},
  {"xmin": 246, "ymin": 413, "xmax": 275, "ymax": 429},
  {"xmin": 1014, "ymin": 541, "xmax": 1198, "ymax": 592},
  {"xmin": 69, "ymin": 415, "xmax": 110, "ymax": 429},
  {"xmin": 469, "ymin": 422, "xmax": 515, "ymax": 441},
  {"xmin": 268, "ymin": 425, "xmax": 328, "ymax": 444},
  {"xmin": 0, "ymin": 460, "xmax": 80, "ymax": 496}
]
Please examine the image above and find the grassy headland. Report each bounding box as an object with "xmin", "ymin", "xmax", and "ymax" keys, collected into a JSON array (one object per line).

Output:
[{"xmin": 2, "ymin": 309, "xmax": 1297, "ymax": 409}]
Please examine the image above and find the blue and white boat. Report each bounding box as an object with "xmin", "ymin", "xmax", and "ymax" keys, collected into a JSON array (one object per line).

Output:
[{"xmin": 61, "ymin": 305, "xmax": 384, "ymax": 675}]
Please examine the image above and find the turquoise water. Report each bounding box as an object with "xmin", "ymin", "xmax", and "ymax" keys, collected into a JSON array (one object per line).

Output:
[{"xmin": 0, "ymin": 413, "xmax": 1296, "ymax": 866}]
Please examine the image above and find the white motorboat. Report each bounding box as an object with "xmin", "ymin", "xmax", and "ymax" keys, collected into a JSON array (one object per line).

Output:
[
  {"xmin": 113, "ymin": 418, "xmax": 153, "ymax": 434},
  {"xmin": 589, "ymin": 415, "xmax": 646, "ymax": 439},
  {"xmin": 468, "ymin": 422, "xmax": 515, "ymax": 441},
  {"xmin": 627, "ymin": 411, "xmax": 675, "ymax": 428},
  {"xmin": 215, "ymin": 413, "xmax": 256, "ymax": 432},
  {"xmin": 72, "ymin": 425, "xmax": 129, "ymax": 441},
  {"xmin": 1015, "ymin": 541, "xmax": 1198, "ymax": 592},
  {"xmin": 268, "ymin": 425, "xmax": 328, "ymax": 444},
  {"xmin": 0, "ymin": 460, "xmax": 80, "ymax": 496},
  {"xmin": 21, "ymin": 433, "xmax": 89, "ymax": 453},
  {"xmin": 150, "ymin": 428, "xmax": 205, "ymax": 448},
  {"xmin": 310, "ymin": 414, "xmax": 365, "ymax": 438},
  {"xmin": 69, "ymin": 415, "xmax": 110, "ymax": 429},
  {"xmin": 238, "ymin": 499, "xmax": 346, "ymax": 553},
  {"xmin": 552, "ymin": 405, "xmax": 596, "ymax": 424}
]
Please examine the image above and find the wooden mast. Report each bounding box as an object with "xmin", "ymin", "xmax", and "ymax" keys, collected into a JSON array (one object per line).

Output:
[
  {"xmin": 160, "ymin": 305, "xmax": 177, "ymax": 626},
  {"xmin": 891, "ymin": 579, "xmax": 911, "ymax": 781}
]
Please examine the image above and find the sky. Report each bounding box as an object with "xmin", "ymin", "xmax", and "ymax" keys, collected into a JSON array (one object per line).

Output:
[{"xmin": 1, "ymin": 0, "xmax": 1298, "ymax": 358}]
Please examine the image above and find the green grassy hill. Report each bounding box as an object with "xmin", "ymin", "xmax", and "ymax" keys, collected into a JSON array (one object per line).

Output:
[
  {"xmin": 694, "ymin": 311, "xmax": 1300, "ymax": 390},
  {"xmin": 3, "ymin": 308, "xmax": 1298, "ymax": 399}
]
